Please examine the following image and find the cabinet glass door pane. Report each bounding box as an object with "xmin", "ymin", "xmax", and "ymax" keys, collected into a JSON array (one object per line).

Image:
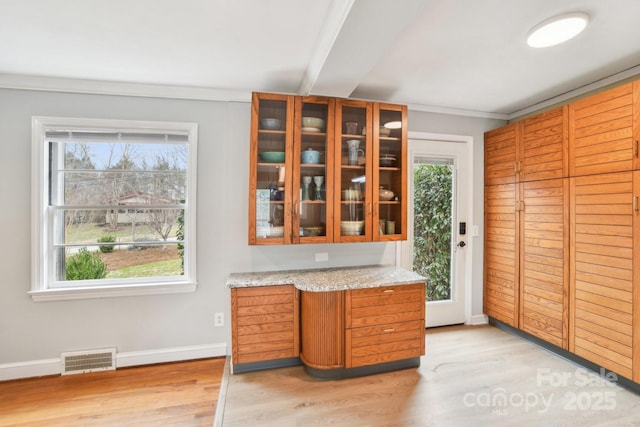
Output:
[
  {"xmin": 255, "ymin": 98, "xmax": 288, "ymax": 240},
  {"xmin": 376, "ymin": 107, "xmax": 403, "ymax": 238},
  {"xmin": 338, "ymin": 104, "xmax": 368, "ymax": 239},
  {"xmin": 298, "ymin": 100, "xmax": 329, "ymax": 240}
]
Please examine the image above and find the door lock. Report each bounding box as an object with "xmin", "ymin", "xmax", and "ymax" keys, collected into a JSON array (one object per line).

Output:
[{"xmin": 457, "ymin": 241, "xmax": 466, "ymax": 248}]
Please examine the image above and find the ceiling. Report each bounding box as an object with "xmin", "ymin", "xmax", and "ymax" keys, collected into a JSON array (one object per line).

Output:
[{"xmin": 2, "ymin": 0, "xmax": 640, "ymax": 119}]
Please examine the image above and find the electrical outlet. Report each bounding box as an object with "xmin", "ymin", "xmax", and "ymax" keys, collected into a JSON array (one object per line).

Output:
[
  {"xmin": 214, "ymin": 312, "xmax": 224, "ymax": 327},
  {"xmin": 315, "ymin": 252, "xmax": 329, "ymax": 262}
]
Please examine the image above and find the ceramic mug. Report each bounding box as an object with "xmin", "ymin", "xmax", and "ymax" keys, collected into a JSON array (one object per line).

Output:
[
  {"xmin": 344, "ymin": 121, "xmax": 359, "ymax": 134},
  {"xmin": 301, "ymin": 148, "xmax": 320, "ymax": 164}
]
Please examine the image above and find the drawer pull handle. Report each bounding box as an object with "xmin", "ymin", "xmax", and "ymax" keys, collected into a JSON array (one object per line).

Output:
[
  {"xmin": 383, "ymin": 289, "xmax": 395, "ymax": 293},
  {"xmin": 383, "ymin": 328, "xmax": 395, "ymax": 333}
]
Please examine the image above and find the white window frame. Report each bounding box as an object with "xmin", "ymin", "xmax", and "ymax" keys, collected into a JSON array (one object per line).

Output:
[{"xmin": 31, "ymin": 116, "xmax": 198, "ymax": 301}]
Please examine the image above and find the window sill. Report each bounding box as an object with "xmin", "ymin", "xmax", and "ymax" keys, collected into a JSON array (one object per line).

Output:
[{"xmin": 29, "ymin": 281, "xmax": 197, "ymax": 302}]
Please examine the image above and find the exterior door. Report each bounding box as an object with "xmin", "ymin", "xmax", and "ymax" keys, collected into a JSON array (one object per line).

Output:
[{"xmin": 402, "ymin": 137, "xmax": 469, "ymax": 327}]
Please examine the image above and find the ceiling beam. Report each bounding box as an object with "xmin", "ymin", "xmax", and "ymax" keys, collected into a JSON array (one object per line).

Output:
[{"xmin": 306, "ymin": 0, "xmax": 427, "ymax": 99}]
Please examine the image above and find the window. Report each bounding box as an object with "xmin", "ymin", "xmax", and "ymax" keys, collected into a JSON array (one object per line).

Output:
[{"xmin": 31, "ymin": 117, "xmax": 198, "ymax": 301}]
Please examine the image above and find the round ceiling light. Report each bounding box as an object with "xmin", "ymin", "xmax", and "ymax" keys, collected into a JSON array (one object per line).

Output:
[{"xmin": 527, "ymin": 12, "xmax": 589, "ymax": 48}]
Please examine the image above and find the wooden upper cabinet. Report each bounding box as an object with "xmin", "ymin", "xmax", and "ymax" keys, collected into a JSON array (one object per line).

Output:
[
  {"xmin": 334, "ymin": 99, "xmax": 372, "ymax": 243},
  {"xmin": 569, "ymin": 81, "xmax": 640, "ymax": 177},
  {"xmin": 485, "ymin": 105, "xmax": 568, "ymax": 185},
  {"xmin": 250, "ymin": 92, "xmax": 407, "ymax": 245},
  {"xmin": 521, "ymin": 106, "xmax": 568, "ymax": 182},
  {"xmin": 292, "ymin": 96, "xmax": 335, "ymax": 244},
  {"xmin": 373, "ymin": 103, "xmax": 408, "ymax": 242},
  {"xmin": 485, "ymin": 123, "xmax": 519, "ymax": 186},
  {"xmin": 249, "ymin": 93, "xmax": 294, "ymax": 245},
  {"xmin": 333, "ymin": 100, "xmax": 408, "ymax": 243}
]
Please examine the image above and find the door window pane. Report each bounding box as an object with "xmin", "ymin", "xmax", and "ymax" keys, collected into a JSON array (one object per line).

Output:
[{"xmin": 413, "ymin": 160, "xmax": 453, "ymax": 301}]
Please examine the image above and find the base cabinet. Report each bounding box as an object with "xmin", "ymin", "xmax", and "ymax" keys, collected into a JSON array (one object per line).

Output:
[
  {"xmin": 230, "ymin": 285, "xmax": 299, "ymax": 369},
  {"xmin": 345, "ymin": 284, "xmax": 425, "ymax": 368},
  {"xmin": 230, "ymin": 282, "xmax": 425, "ymax": 378}
]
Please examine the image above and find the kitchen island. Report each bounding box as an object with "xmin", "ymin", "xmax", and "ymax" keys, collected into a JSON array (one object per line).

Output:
[{"xmin": 227, "ymin": 265, "xmax": 426, "ymax": 379}]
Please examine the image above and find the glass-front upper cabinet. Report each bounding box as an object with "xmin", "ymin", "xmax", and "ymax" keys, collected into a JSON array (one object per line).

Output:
[
  {"xmin": 292, "ymin": 96, "xmax": 335, "ymax": 244},
  {"xmin": 249, "ymin": 92, "xmax": 407, "ymax": 245},
  {"xmin": 373, "ymin": 103, "xmax": 407, "ymax": 241},
  {"xmin": 334, "ymin": 99, "xmax": 373, "ymax": 242},
  {"xmin": 249, "ymin": 92, "xmax": 294, "ymax": 245}
]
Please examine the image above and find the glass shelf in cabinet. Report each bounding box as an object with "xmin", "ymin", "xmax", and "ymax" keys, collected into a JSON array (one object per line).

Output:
[
  {"xmin": 259, "ymin": 128, "xmax": 286, "ymax": 132},
  {"xmin": 379, "ymin": 135, "xmax": 401, "ymax": 141}
]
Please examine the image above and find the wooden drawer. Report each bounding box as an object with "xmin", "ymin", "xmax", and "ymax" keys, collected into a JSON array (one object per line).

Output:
[
  {"xmin": 349, "ymin": 283, "xmax": 424, "ymax": 298},
  {"xmin": 346, "ymin": 320, "xmax": 424, "ymax": 368},
  {"xmin": 346, "ymin": 284, "xmax": 425, "ymax": 328},
  {"xmin": 231, "ymin": 285, "xmax": 300, "ymax": 365}
]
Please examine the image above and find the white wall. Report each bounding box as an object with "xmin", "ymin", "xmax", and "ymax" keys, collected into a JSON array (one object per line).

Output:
[
  {"xmin": 408, "ymin": 110, "xmax": 505, "ymax": 319},
  {"xmin": 0, "ymin": 88, "xmax": 505, "ymax": 377}
]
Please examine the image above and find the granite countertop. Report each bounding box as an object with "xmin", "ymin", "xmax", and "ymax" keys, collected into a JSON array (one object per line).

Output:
[{"xmin": 226, "ymin": 265, "xmax": 426, "ymax": 292}]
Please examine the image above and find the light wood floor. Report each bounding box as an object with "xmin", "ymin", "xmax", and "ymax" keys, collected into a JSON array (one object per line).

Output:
[
  {"xmin": 217, "ymin": 325, "xmax": 640, "ymax": 426},
  {"xmin": 0, "ymin": 357, "xmax": 225, "ymax": 426}
]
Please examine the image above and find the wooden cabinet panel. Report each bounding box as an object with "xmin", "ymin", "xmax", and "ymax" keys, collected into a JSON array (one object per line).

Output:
[
  {"xmin": 569, "ymin": 83, "xmax": 638, "ymax": 177},
  {"xmin": 484, "ymin": 183, "xmax": 519, "ymax": 327},
  {"xmin": 345, "ymin": 284, "xmax": 425, "ymax": 368},
  {"xmin": 249, "ymin": 93, "xmax": 294, "ymax": 245},
  {"xmin": 484, "ymin": 78, "xmax": 640, "ymax": 383},
  {"xmin": 520, "ymin": 178, "xmax": 569, "ymax": 348},
  {"xmin": 292, "ymin": 96, "xmax": 335, "ymax": 244},
  {"xmin": 231, "ymin": 285, "xmax": 299, "ymax": 366},
  {"xmin": 485, "ymin": 123, "xmax": 518, "ymax": 186},
  {"xmin": 348, "ymin": 319, "xmax": 424, "ymax": 368},
  {"xmin": 299, "ymin": 291, "xmax": 344, "ymax": 370},
  {"xmin": 569, "ymin": 172, "xmax": 637, "ymax": 379},
  {"xmin": 521, "ymin": 106, "xmax": 568, "ymax": 182}
]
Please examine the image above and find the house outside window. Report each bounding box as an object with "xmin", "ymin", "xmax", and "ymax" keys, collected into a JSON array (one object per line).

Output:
[{"xmin": 31, "ymin": 117, "xmax": 198, "ymax": 301}]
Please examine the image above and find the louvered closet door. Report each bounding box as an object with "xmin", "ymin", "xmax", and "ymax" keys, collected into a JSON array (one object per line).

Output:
[
  {"xmin": 521, "ymin": 106, "xmax": 567, "ymax": 182},
  {"xmin": 484, "ymin": 183, "xmax": 519, "ymax": 327},
  {"xmin": 569, "ymin": 82, "xmax": 639, "ymax": 176},
  {"xmin": 520, "ymin": 178, "xmax": 568, "ymax": 349},
  {"xmin": 570, "ymin": 172, "xmax": 638, "ymax": 380},
  {"xmin": 485, "ymin": 123, "xmax": 518, "ymax": 186}
]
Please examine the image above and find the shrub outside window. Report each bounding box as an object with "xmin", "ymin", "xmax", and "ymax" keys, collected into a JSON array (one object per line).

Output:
[{"xmin": 31, "ymin": 117, "xmax": 198, "ymax": 301}]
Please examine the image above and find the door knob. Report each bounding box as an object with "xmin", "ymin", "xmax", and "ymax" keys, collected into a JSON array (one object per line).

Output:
[{"xmin": 457, "ymin": 241, "xmax": 466, "ymax": 248}]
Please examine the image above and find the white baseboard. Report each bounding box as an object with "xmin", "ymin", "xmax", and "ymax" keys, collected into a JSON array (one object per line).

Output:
[
  {"xmin": 0, "ymin": 358, "xmax": 61, "ymax": 382},
  {"xmin": 0, "ymin": 342, "xmax": 227, "ymax": 382},
  {"xmin": 469, "ymin": 314, "xmax": 489, "ymax": 325}
]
